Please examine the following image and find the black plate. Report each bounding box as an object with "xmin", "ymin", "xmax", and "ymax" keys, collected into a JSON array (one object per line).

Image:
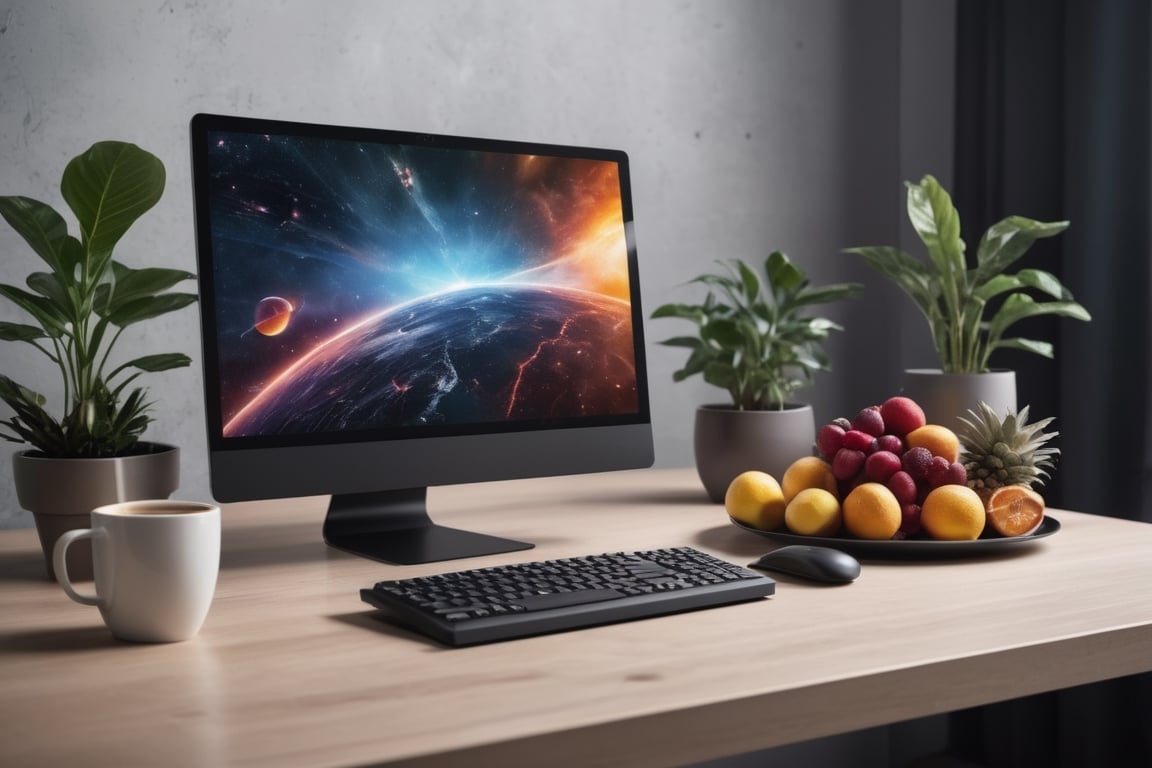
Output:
[{"xmin": 730, "ymin": 516, "xmax": 1061, "ymax": 558}]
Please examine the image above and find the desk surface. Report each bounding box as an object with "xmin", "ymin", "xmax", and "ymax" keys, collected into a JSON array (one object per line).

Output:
[{"xmin": 3, "ymin": 467, "xmax": 1152, "ymax": 768}]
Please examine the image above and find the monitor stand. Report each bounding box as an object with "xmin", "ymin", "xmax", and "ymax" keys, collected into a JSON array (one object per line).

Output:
[{"xmin": 322, "ymin": 487, "xmax": 534, "ymax": 565}]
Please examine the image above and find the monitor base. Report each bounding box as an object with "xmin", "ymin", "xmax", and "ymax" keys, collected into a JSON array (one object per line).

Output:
[{"xmin": 322, "ymin": 488, "xmax": 534, "ymax": 565}]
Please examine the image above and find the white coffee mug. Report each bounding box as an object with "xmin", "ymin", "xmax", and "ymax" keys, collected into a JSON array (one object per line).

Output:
[{"xmin": 53, "ymin": 500, "xmax": 221, "ymax": 643}]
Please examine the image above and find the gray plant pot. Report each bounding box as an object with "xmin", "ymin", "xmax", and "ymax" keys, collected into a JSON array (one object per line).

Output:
[
  {"xmin": 694, "ymin": 404, "xmax": 816, "ymax": 504},
  {"xmin": 13, "ymin": 442, "xmax": 180, "ymax": 581},
  {"xmin": 900, "ymin": 369, "xmax": 1017, "ymax": 431}
]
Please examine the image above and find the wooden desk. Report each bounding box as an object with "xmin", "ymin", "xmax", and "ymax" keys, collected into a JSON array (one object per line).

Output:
[{"xmin": 3, "ymin": 468, "xmax": 1152, "ymax": 767}]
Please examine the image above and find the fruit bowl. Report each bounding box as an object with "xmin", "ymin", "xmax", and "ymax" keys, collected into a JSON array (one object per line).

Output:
[
  {"xmin": 730, "ymin": 515, "xmax": 1061, "ymax": 559},
  {"xmin": 726, "ymin": 394, "xmax": 1066, "ymax": 557}
]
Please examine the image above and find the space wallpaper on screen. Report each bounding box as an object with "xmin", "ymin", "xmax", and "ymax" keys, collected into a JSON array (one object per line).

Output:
[{"xmin": 204, "ymin": 131, "xmax": 640, "ymax": 438}]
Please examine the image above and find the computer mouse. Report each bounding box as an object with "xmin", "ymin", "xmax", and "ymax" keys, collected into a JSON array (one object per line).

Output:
[{"xmin": 749, "ymin": 545, "xmax": 861, "ymax": 584}]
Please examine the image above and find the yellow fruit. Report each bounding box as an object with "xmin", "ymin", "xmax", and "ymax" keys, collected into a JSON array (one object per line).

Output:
[
  {"xmin": 842, "ymin": 482, "xmax": 901, "ymax": 540},
  {"xmin": 921, "ymin": 484, "xmax": 986, "ymax": 540},
  {"xmin": 725, "ymin": 471, "xmax": 787, "ymax": 531},
  {"xmin": 784, "ymin": 488, "xmax": 842, "ymax": 537},
  {"xmin": 985, "ymin": 485, "xmax": 1045, "ymax": 537},
  {"xmin": 905, "ymin": 424, "xmax": 961, "ymax": 463},
  {"xmin": 781, "ymin": 455, "xmax": 839, "ymax": 503}
]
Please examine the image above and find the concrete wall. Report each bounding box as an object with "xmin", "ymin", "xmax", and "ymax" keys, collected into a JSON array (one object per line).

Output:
[{"xmin": 0, "ymin": 0, "xmax": 952, "ymax": 528}]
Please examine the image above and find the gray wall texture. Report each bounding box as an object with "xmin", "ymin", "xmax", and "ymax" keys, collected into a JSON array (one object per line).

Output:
[{"xmin": 0, "ymin": 0, "xmax": 953, "ymax": 528}]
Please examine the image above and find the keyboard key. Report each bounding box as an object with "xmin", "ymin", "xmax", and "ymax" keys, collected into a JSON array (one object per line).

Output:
[{"xmin": 508, "ymin": 587, "xmax": 626, "ymax": 611}]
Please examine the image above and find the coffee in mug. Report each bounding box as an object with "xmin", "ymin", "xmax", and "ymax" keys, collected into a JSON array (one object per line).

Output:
[{"xmin": 53, "ymin": 500, "xmax": 221, "ymax": 643}]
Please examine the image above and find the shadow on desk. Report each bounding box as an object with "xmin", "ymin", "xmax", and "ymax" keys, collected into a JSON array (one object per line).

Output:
[
  {"xmin": 0, "ymin": 625, "xmax": 121, "ymax": 654},
  {"xmin": 694, "ymin": 524, "xmax": 770, "ymax": 561},
  {"xmin": 0, "ymin": 549, "xmax": 52, "ymax": 584},
  {"xmin": 580, "ymin": 486, "xmax": 714, "ymax": 507},
  {"xmin": 330, "ymin": 610, "xmax": 455, "ymax": 650},
  {"xmin": 220, "ymin": 522, "xmax": 331, "ymax": 570}
]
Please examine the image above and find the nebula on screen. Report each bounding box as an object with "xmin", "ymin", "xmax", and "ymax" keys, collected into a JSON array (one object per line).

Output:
[{"xmin": 204, "ymin": 132, "xmax": 639, "ymax": 437}]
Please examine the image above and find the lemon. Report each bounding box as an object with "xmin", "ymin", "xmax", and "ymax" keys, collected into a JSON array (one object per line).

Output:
[
  {"xmin": 842, "ymin": 482, "xmax": 901, "ymax": 540},
  {"xmin": 784, "ymin": 487, "xmax": 842, "ymax": 537},
  {"xmin": 921, "ymin": 484, "xmax": 986, "ymax": 540},
  {"xmin": 781, "ymin": 455, "xmax": 839, "ymax": 504},
  {"xmin": 725, "ymin": 471, "xmax": 786, "ymax": 531}
]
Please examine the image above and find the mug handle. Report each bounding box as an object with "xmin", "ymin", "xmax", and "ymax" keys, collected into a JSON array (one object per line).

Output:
[{"xmin": 53, "ymin": 529, "xmax": 103, "ymax": 606}]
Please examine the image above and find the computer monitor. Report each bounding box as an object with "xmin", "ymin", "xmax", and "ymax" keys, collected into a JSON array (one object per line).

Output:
[{"xmin": 188, "ymin": 113, "xmax": 653, "ymax": 565}]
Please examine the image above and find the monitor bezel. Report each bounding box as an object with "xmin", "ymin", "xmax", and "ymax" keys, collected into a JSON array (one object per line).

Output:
[{"xmin": 188, "ymin": 114, "xmax": 654, "ymax": 555}]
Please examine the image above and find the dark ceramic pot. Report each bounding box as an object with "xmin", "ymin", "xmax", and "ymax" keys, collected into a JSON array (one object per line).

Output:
[
  {"xmin": 14, "ymin": 442, "xmax": 180, "ymax": 581},
  {"xmin": 694, "ymin": 404, "xmax": 816, "ymax": 503}
]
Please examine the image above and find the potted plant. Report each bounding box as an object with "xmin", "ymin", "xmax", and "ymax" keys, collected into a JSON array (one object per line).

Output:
[
  {"xmin": 846, "ymin": 175, "xmax": 1091, "ymax": 426},
  {"xmin": 651, "ymin": 251, "xmax": 862, "ymax": 501},
  {"xmin": 0, "ymin": 141, "xmax": 198, "ymax": 579}
]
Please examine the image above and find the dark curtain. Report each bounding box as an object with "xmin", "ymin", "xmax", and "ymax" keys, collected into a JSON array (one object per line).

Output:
[
  {"xmin": 948, "ymin": 1, "xmax": 1152, "ymax": 764},
  {"xmin": 953, "ymin": 0, "xmax": 1151, "ymax": 521}
]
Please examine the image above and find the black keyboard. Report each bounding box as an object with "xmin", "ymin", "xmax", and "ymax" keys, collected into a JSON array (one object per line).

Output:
[{"xmin": 360, "ymin": 546, "xmax": 776, "ymax": 645}]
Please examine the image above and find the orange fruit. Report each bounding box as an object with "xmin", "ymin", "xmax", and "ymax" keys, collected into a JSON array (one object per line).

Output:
[
  {"xmin": 921, "ymin": 484, "xmax": 986, "ymax": 540},
  {"xmin": 842, "ymin": 482, "xmax": 901, "ymax": 540},
  {"xmin": 905, "ymin": 424, "xmax": 961, "ymax": 463},
  {"xmin": 784, "ymin": 488, "xmax": 842, "ymax": 537},
  {"xmin": 725, "ymin": 471, "xmax": 787, "ymax": 531},
  {"xmin": 985, "ymin": 485, "xmax": 1045, "ymax": 537},
  {"xmin": 781, "ymin": 455, "xmax": 839, "ymax": 503}
]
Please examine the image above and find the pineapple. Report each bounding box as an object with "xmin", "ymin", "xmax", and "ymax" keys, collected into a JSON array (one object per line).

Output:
[{"xmin": 956, "ymin": 402, "xmax": 1059, "ymax": 497}]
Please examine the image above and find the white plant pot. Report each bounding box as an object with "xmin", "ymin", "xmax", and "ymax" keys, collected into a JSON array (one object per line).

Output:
[{"xmin": 900, "ymin": 369, "xmax": 1017, "ymax": 431}]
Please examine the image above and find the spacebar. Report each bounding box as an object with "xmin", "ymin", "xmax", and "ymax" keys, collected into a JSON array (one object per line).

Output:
[{"xmin": 510, "ymin": 588, "xmax": 626, "ymax": 611}]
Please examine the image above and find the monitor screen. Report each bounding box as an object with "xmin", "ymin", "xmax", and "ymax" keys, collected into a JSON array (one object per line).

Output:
[{"xmin": 189, "ymin": 113, "xmax": 653, "ymax": 564}]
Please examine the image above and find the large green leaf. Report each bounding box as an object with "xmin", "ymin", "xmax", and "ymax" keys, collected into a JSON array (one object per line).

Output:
[
  {"xmin": 26, "ymin": 271, "xmax": 72, "ymax": 309},
  {"xmin": 973, "ymin": 273, "xmax": 1024, "ymax": 302},
  {"xmin": 107, "ymin": 264, "xmax": 196, "ymax": 306},
  {"xmin": 906, "ymin": 175, "xmax": 965, "ymax": 277},
  {"xmin": 107, "ymin": 387, "xmax": 152, "ymax": 439},
  {"xmin": 986, "ymin": 293, "xmax": 1093, "ymax": 342},
  {"xmin": 61, "ymin": 141, "xmax": 165, "ymax": 260},
  {"xmin": 701, "ymin": 318, "xmax": 745, "ymax": 349},
  {"xmin": 0, "ymin": 283, "xmax": 69, "ymax": 336},
  {"xmin": 0, "ymin": 196, "xmax": 69, "ymax": 274},
  {"xmin": 0, "ymin": 375, "xmax": 56, "ymax": 447},
  {"xmin": 736, "ymin": 259, "xmax": 761, "ymax": 305},
  {"xmin": 102, "ymin": 292, "xmax": 198, "ymax": 327},
  {"xmin": 57, "ymin": 236, "xmax": 86, "ymax": 286},
  {"xmin": 122, "ymin": 352, "xmax": 193, "ymax": 372},
  {"xmin": 989, "ymin": 337, "xmax": 1054, "ymax": 358},
  {"xmin": 656, "ymin": 336, "xmax": 703, "ymax": 349},
  {"xmin": 650, "ymin": 303, "xmax": 705, "ymax": 320},
  {"xmin": 765, "ymin": 251, "xmax": 803, "ymax": 293},
  {"xmin": 792, "ymin": 282, "xmax": 864, "ymax": 309},
  {"xmin": 672, "ymin": 344, "xmax": 714, "ymax": 379},
  {"xmin": 0, "ymin": 321, "xmax": 48, "ymax": 342},
  {"xmin": 1015, "ymin": 268, "xmax": 1075, "ymax": 300},
  {"xmin": 971, "ymin": 216, "xmax": 1068, "ymax": 284},
  {"xmin": 845, "ymin": 246, "xmax": 935, "ymax": 312},
  {"xmin": 690, "ymin": 272, "xmax": 741, "ymax": 293},
  {"xmin": 702, "ymin": 360, "xmax": 739, "ymax": 391}
]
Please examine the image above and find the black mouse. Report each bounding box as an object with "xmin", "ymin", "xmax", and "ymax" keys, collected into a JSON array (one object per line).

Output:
[{"xmin": 749, "ymin": 545, "xmax": 861, "ymax": 584}]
